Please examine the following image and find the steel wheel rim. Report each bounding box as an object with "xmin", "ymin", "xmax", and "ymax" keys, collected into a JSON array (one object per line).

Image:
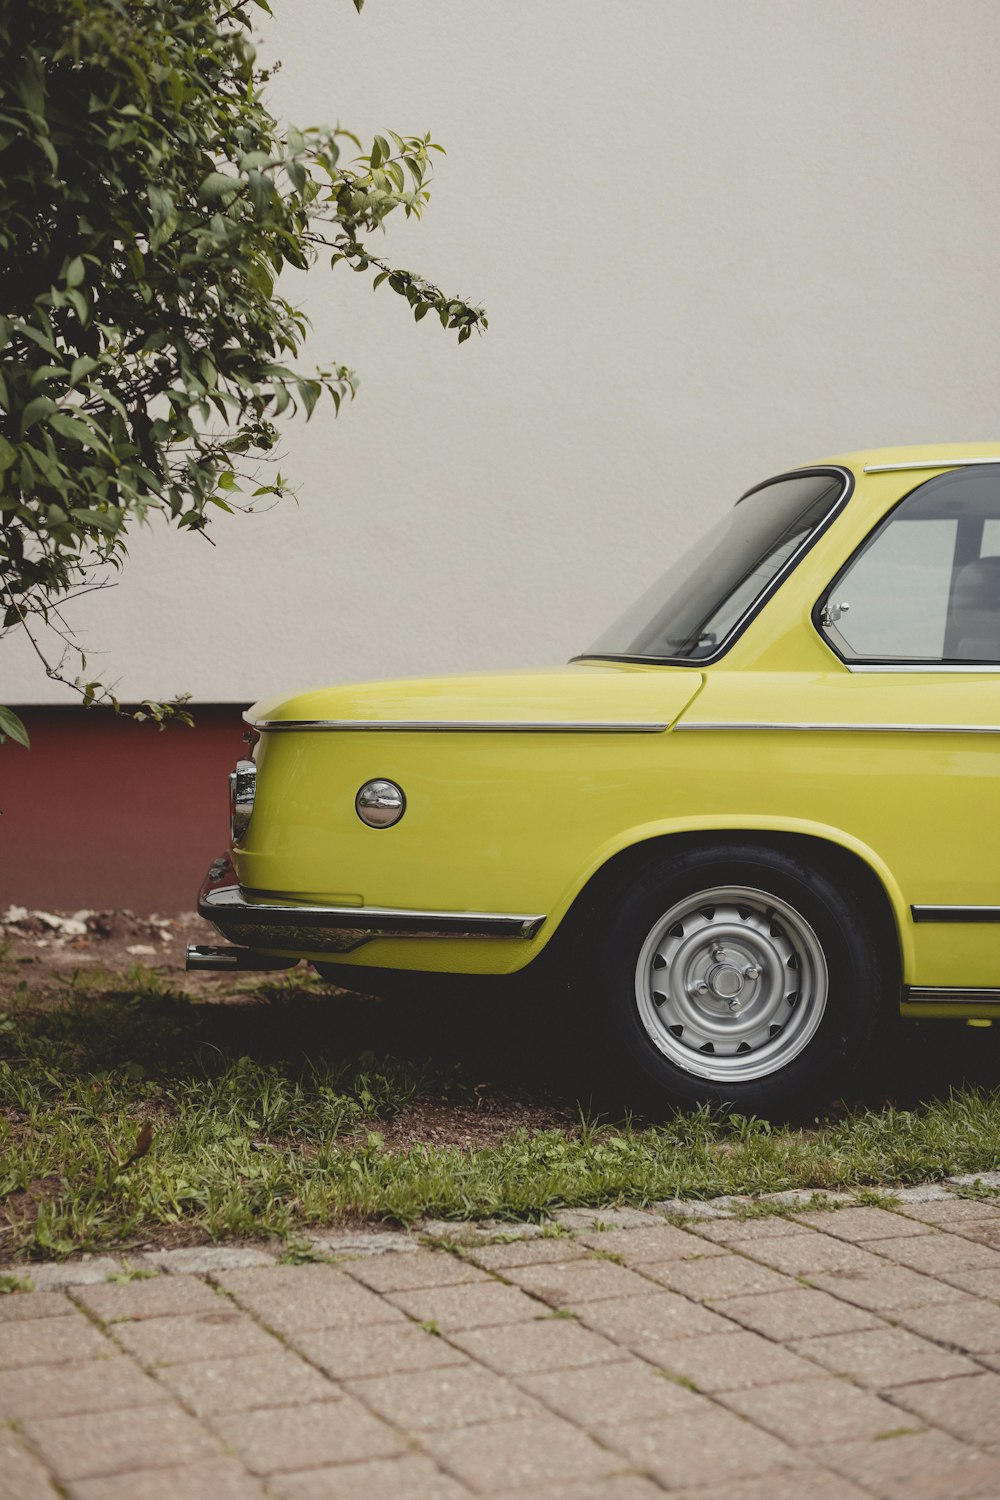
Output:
[{"xmin": 634, "ymin": 884, "xmax": 829, "ymax": 1083}]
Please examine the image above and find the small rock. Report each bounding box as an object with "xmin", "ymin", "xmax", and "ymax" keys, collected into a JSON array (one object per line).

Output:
[
  {"xmin": 550, "ymin": 1206, "xmax": 662, "ymax": 1231},
  {"xmin": 947, "ymin": 1170, "xmax": 1000, "ymax": 1190},
  {"xmin": 893, "ymin": 1182, "xmax": 953, "ymax": 1203},
  {"xmin": 653, "ymin": 1198, "xmax": 732, "ymax": 1219},
  {"xmin": 419, "ymin": 1220, "xmax": 496, "ymax": 1245},
  {"xmin": 475, "ymin": 1218, "xmax": 548, "ymax": 1240},
  {"xmin": 141, "ymin": 1245, "xmax": 277, "ymax": 1274},
  {"xmin": 763, "ymin": 1188, "xmax": 855, "ymax": 1208},
  {"xmin": 308, "ymin": 1230, "xmax": 417, "ymax": 1257},
  {"xmin": 32, "ymin": 911, "xmax": 89, "ymax": 937},
  {"xmin": 126, "ymin": 944, "xmax": 156, "ymax": 956},
  {"xmin": 11, "ymin": 1256, "xmax": 123, "ymax": 1290}
]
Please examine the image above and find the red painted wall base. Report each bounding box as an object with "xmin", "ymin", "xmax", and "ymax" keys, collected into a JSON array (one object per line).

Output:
[{"xmin": 0, "ymin": 706, "xmax": 246, "ymax": 912}]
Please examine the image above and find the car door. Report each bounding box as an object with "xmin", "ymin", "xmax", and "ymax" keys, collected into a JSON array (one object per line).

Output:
[{"xmin": 814, "ymin": 463, "xmax": 1000, "ymax": 1000}]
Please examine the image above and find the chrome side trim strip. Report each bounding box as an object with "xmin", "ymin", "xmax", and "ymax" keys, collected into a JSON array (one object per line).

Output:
[
  {"xmin": 864, "ymin": 458, "xmax": 1000, "ymax": 474},
  {"xmin": 912, "ymin": 906, "xmax": 1000, "ymax": 924},
  {"xmin": 246, "ymin": 717, "xmax": 670, "ymax": 734},
  {"xmin": 675, "ymin": 721, "xmax": 1000, "ymax": 735},
  {"xmin": 907, "ymin": 987, "xmax": 1000, "ymax": 1005}
]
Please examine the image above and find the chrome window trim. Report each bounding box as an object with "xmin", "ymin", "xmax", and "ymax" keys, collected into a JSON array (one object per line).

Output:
[
  {"xmin": 847, "ymin": 663, "xmax": 1000, "ymax": 674},
  {"xmin": 246, "ymin": 717, "xmax": 670, "ymax": 734},
  {"xmin": 912, "ymin": 906, "xmax": 1000, "ymax": 924},
  {"xmin": 674, "ymin": 721, "xmax": 1000, "ymax": 735},
  {"xmin": 574, "ymin": 464, "xmax": 854, "ymax": 670},
  {"xmin": 907, "ymin": 987, "xmax": 1000, "ymax": 1005},
  {"xmin": 864, "ymin": 458, "xmax": 1000, "ymax": 474}
]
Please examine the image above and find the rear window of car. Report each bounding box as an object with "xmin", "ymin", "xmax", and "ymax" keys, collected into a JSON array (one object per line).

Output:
[{"xmin": 582, "ymin": 470, "xmax": 849, "ymax": 664}]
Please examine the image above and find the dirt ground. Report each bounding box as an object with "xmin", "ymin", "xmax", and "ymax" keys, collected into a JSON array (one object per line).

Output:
[{"xmin": 2, "ymin": 905, "xmax": 215, "ymax": 984}]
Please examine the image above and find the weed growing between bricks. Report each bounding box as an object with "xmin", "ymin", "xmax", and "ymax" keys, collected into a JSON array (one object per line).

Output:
[{"xmin": 2, "ymin": 961, "xmax": 1000, "ymax": 1259}]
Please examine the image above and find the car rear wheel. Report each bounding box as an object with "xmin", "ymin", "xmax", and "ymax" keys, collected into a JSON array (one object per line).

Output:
[{"xmin": 593, "ymin": 843, "xmax": 888, "ymax": 1116}]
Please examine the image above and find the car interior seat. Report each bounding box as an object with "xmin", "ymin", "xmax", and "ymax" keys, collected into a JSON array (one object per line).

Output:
[{"xmin": 950, "ymin": 556, "xmax": 1000, "ymax": 660}]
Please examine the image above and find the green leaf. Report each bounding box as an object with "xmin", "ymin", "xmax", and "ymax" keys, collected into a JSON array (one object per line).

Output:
[
  {"xmin": 70, "ymin": 507, "xmax": 122, "ymax": 535},
  {"xmin": 146, "ymin": 184, "xmax": 174, "ymax": 224},
  {"xmin": 20, "ymin": 396, "xmax": 57, "ymax": 433},
  {"xmin": 69, "ymin": 356, "xmax": 99, "ymax": 386},
  {"xmin": 198, "ymin": 172, "xmax": 240, "ymax": 202},
  {"xmin": 65, "ymin": 256, "xmax": 85, "ymax": 288},
  {"xmin": 65, "ymin": 289, "xmax": 89, "ymax": 324},
  {"xmin": 297, "ymin": 379, "xmax": 320, "ymax": 419},
  {"xmin": 49, "ymin": 412, "xmax": 104, "ymax": 449},
  {"xmin": 18, "ymin": 325, "xmax": 59, "ymax": 357},
  {"xmin": 0, "ymin": 707, "xmax": 30, "ymax": 750}
]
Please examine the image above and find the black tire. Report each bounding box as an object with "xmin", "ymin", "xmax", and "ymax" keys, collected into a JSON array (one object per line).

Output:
[{"xmin": 588, "ymin": 841, "xmax": 889, "ymax": 1119}]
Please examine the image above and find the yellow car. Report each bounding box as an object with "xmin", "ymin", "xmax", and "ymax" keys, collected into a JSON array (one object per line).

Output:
[{"xmin": 189, "ymin": 442, "xmax": 1000, "ymax": 1113}]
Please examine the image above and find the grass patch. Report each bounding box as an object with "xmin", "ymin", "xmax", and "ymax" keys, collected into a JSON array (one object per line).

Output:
[
  {"xmin": 659, "ymin": 1369, "xmax": 699, "ymax": 1391},
  {"xmin": 951, "ymin": 1180, "xmax": 1000, "ymax": 1201},
  {"xmin": 2, "ymin": 966, "xmax": 1000, "ymax": 1259},
  {"xmin": 0, "ymin": 1273, "xmax": 33, "ymax": 1293}
]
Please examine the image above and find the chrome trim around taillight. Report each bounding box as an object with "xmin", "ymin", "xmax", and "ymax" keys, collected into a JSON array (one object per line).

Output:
[{"xmin": 229, "ymin": 758, "xmax": 257, "ymax": 845}]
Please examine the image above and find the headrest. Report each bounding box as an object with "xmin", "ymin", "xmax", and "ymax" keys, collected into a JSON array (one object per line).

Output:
[{"xmin": 953, "ymin": 557, "xmax": 1000, "ymax": 611}]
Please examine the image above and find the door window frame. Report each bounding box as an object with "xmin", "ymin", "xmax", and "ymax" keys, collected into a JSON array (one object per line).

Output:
[{"xmin": 814, "ymin": 467, "xmax": 1000, "ymax": 670}]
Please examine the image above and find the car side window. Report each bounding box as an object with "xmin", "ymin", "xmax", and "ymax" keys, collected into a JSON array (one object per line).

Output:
[{"xmin": 819, "ymin": 466, "xmax": 1000, "ymax": 666}]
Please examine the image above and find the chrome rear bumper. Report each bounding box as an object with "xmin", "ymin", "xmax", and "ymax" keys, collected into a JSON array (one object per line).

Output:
[{"xmin": 197, "ymin": 854, "xmax": 545, "ymax": 956}]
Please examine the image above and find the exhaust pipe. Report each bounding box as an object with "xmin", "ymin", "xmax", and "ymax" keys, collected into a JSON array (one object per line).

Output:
[{"xmin": 185, "ymin": 944, "xmax": 298, "ymax": 973}]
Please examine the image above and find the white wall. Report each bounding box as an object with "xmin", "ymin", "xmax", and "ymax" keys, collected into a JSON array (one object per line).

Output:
[{"xmin": 8, "ymin": 0, "xmax": 1000, "ymax": 705}]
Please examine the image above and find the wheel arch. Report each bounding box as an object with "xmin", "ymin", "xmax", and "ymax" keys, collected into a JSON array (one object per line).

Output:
[{"xmin": 553, "ymin": 821, "xmax": 908, "ymax": 987}]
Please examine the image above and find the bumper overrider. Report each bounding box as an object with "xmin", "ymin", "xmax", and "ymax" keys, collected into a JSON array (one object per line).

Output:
[{"xmin": 186, "ymin": 854, "xmax": 546, "ymax": 972}]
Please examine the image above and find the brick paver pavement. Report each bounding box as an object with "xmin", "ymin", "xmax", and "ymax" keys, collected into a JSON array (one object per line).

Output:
[{"xmin": 5, "ymin": 1189, "xmax": 1000, "ymax": 1496}]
